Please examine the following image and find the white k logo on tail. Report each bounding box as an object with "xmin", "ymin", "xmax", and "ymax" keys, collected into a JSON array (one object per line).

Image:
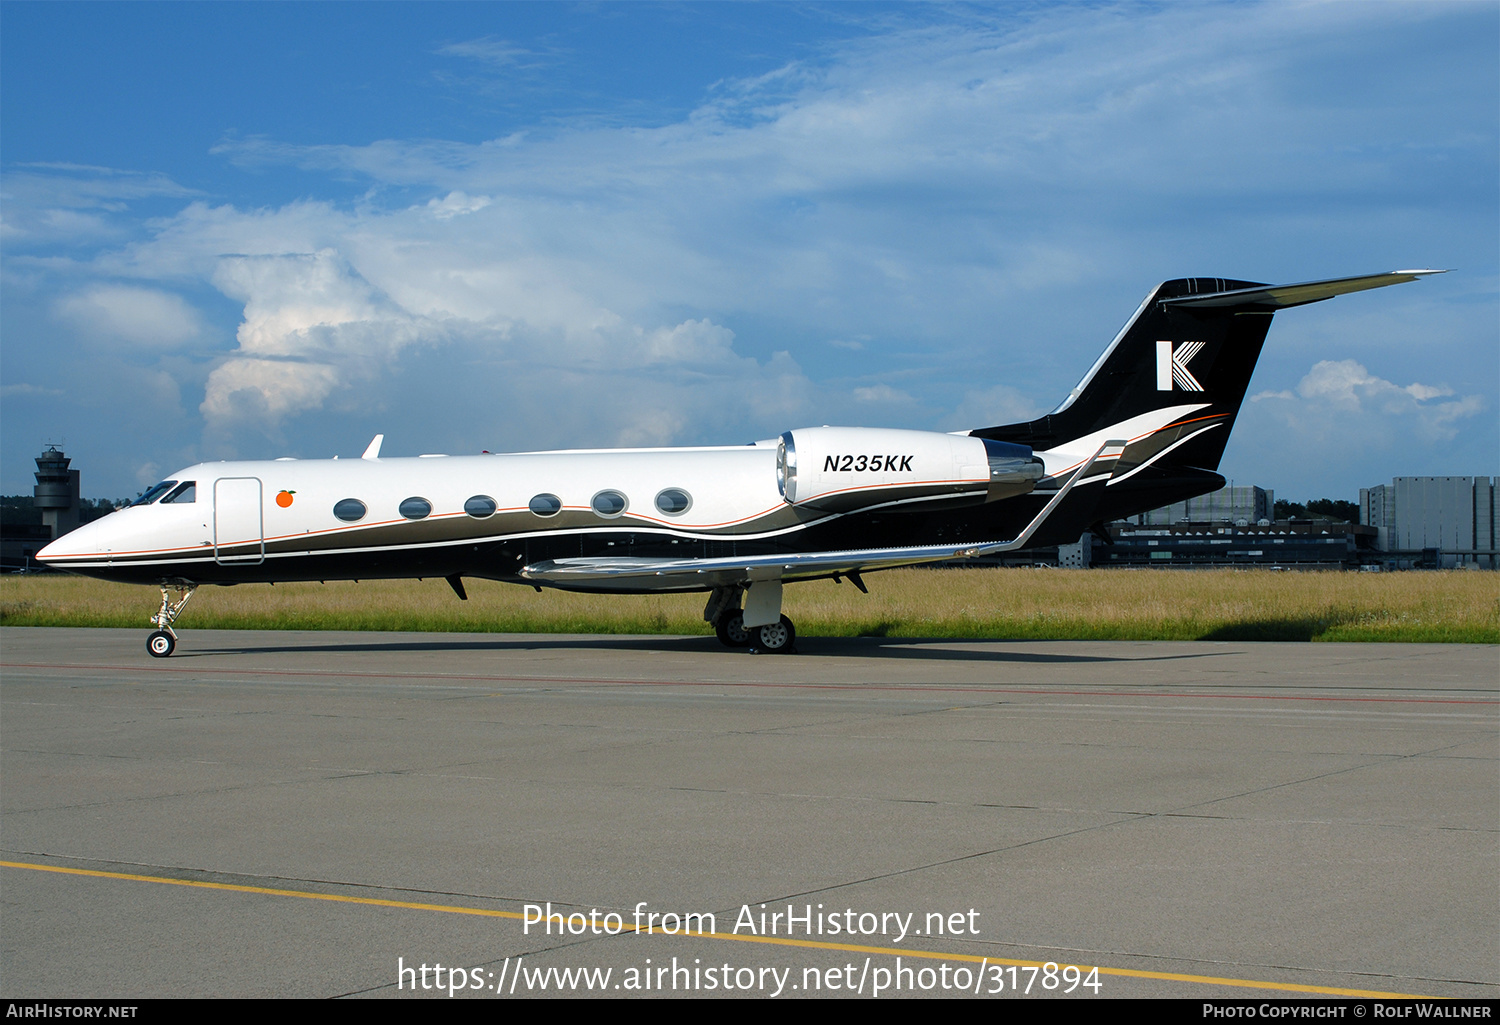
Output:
[{"xmin": 1155, "ymin": 340, "xmax": 1205, "ymax": 391}]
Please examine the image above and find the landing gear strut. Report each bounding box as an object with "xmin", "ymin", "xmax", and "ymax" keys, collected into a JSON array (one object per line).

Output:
[
  {"xmin": 146, "ymin": 583, "xmax": 197, "ymax": 658},
  {"xmin": 707, "ymin": 586, "xmax": 750, "ymax": 648}
]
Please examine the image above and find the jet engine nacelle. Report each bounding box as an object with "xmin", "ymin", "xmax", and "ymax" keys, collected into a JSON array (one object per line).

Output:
[{"xmin": 776, "ymin": 427, "xmax": 1041, "ymax": 512}]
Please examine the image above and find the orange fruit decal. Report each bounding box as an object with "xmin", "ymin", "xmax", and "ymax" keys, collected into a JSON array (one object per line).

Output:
[{"xmin": 276, "ymin": 490, "xmax": 295, "ymax": 508}]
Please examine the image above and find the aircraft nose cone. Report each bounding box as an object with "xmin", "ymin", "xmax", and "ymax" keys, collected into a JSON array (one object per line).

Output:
[
  {"xmin": 36, "ymin": 517, "xmax": 111, "ymax": 564},
  {"xmin": 36, "ymin": 535, "xmax": 81, "ymax": 563}
]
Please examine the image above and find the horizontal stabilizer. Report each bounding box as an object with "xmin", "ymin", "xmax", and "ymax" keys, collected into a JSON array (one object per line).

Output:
[{"xmin": 1159, "ymin": 270, "xmax": 1445, "ymax": 310}]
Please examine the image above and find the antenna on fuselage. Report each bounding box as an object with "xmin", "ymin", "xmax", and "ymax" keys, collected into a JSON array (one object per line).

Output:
[{"xmin": 361, "ymin": 434, "xmax": 384, "ymax": 460}]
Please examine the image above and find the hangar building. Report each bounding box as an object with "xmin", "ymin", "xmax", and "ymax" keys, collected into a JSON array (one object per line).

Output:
[{"xmin": 1360, "ymin": 477, "xmax": 1498, "ymax": 569}]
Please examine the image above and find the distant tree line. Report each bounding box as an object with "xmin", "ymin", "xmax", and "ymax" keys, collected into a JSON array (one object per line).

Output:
[{"xmin": 1273, "ymin": 498, "xmax": 1359, "ymax": 522}]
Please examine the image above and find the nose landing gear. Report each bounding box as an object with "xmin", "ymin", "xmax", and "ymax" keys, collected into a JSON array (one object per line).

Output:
[{"xmin": 146, "ymin": 584, "xmax": 197, "ymax": 658}]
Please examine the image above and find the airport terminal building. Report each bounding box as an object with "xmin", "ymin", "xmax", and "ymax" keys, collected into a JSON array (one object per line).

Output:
[
  {"xmin": 1091, "ymin": 485, "xmax": 1367, "ymax": 570},
  {"xmin": 1087, "ymin": 478, "xmax": 1497, "ymax": 570}
]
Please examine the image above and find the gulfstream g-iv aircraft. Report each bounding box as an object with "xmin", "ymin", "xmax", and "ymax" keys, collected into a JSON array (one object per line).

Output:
[{"xmin": 39, "ymin": 271, "xmax": 1442, "ymax": 657}]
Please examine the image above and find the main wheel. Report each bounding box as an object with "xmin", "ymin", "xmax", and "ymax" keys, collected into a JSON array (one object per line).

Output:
[
  {"xmin": 755, "ymin": 615, "xmax": 796, "ymax": 654},
  {"xmin": 146, "ymin": 630, "xmax": 176, "ymax": 658},
  {"xmin": 715, "ymin": 612, "xmax": 751, "ymax": 648}
]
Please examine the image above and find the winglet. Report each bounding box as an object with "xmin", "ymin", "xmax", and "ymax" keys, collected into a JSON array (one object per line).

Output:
[{"xmin": 361, "ymin": 434, "xmax": 384, "ymax": 460}]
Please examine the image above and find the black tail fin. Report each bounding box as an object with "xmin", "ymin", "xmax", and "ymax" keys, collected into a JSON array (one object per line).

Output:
[{"xmin": 973, "ymin": 271, "xmax": 1442, "ymax": 476}]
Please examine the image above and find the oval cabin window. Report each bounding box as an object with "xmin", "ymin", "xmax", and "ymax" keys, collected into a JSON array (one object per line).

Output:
[
  {"xmin": 654, "ymin": 488, "xmax": 692, "ymax": 515},
  {"xmin": 529, "ymin": 494, "xmax": 562, "ymax": 517},
  {"xmin": 591, "ymin": 490, "xmax": 627, "ymax": 518},
  {"xmin": 333, "ymin": 499, "xmax": 367, "ymax": 522},
  {"xmin": 399, "ymin": 497, "xmax": 432, "ymax": 520},
  {"xmin": 464, "ymin": 495, "xmax": 497, "ymax": 518}
]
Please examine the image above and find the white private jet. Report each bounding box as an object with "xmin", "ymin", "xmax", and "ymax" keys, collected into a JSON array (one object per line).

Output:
[{"xmin": 39, "ymin": 271, "xmax": 1442, "ymax": 657}]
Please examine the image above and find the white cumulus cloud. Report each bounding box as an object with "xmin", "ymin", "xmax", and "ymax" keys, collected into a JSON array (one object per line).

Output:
[
  {"xmin": 53, "ymin": 286, "xmax": 204, "ymax": 348},
  {"xmin": 852, "ymin": 383, "xmax": 912, "ymax": 404},
  {"xmin": 201, "ymin": 359, "xmax": 342, "ymax": 428},
  {"xmin": 1252, "ymin": 359, "xmax": 1482, "ymax": 441},
  {"xmin": 424, "ymin": 191, "xmax": 492, "ymax": 220}
]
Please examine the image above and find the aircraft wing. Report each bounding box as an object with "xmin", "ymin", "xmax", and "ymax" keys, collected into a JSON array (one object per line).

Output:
[
  {"xmin": 519, "ymin": 440, "xmax": 1120, "ymax": 590},
  {"xmin": 520, "ymin": 540, "xmax": 1029, "ymax": 589}
]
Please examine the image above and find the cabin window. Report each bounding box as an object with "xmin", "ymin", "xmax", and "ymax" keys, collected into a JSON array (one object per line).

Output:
[
  {"xmin": 333, "ymin": 499, "xmax": 367, "ymax": 522},
  {"xmin": 591, "ymin": 490, "xmax": 628, "ymax": 518},
  {"xmin": 464, "ymin": 495, "xmax": 497, "ymax": 518},
  {"xmin": 399, "ymin": 497, "xmax": 432, "ymax": 520},
  {"xmin": 528, "ymin": 494, "xmax": 562, "ymax": 517},
  {"xmin": 654, "ymin": 488, "xmax": 692, "ymax": 515},
  {"xmin": 161, "ymin": 481, "xmax": 196, "ymax": 504},
  {"xmin": 131, "ymin": 481, "xmax": 177, "ymax": 507}
]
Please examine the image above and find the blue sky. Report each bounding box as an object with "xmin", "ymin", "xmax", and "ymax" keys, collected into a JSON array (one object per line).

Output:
[{"xmin": 3, "ymin": 2, "xmax": 1496, "ymax": 501}]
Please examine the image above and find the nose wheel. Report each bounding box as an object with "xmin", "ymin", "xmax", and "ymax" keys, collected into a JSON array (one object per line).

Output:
[
  {"xmin": 147, "ymin": 630, "xmax": 176, "ymax": 658},
  {"xmin": 146, "ymin": 584, "xmax": 196, "ymax": 658}
]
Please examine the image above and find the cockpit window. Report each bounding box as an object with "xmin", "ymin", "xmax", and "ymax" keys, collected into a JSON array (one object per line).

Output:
[
  {"xmin": 130, "ymin": 481, "xmax": 177, "ymax": 507},
  {"xmin": 161, "ymin": 481, "xmax": 196, "ymax": 504}
]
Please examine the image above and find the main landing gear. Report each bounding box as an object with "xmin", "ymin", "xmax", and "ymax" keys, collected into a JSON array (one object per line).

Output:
[
  {"xmin": 146, "ymin": 583, "xmax": 197, "ymax": 658},
  {"xmin": 706, "ymin": 585, "xmax": 796, "ymax": 654}
]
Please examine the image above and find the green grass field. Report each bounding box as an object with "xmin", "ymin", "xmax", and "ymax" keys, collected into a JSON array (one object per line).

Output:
[{"xmin": 2, "ymin": 568, "xmax": 1496, "ymax": 642}]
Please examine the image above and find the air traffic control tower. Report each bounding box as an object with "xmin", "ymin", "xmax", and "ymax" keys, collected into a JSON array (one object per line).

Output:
[{"xmin": 33, "ymin": 445, "xmax": 81, "ymax": 539}]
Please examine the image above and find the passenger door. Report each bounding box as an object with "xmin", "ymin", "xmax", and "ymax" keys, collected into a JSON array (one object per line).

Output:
[{"xmin": 213, "ymin": 477, "xmax": 264, "ymax": 564}]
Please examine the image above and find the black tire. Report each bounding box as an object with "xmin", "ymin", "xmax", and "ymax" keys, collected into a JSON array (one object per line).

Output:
[
  {"xmin": 715, "ymin": 612, "xmax": 751, "ymax": 648},
  {"xmin": 146, "ymin": 630, "xmax": 175, "ymax": 658},
  {"xmin": 755, "ymin": 615, "xmax": 796, "ymax": 654}
]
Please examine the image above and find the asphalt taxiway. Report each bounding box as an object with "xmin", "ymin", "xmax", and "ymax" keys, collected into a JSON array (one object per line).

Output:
[{"xmin": 2, "ymin": 628, "xmax": 1495, "ymax": 999}]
